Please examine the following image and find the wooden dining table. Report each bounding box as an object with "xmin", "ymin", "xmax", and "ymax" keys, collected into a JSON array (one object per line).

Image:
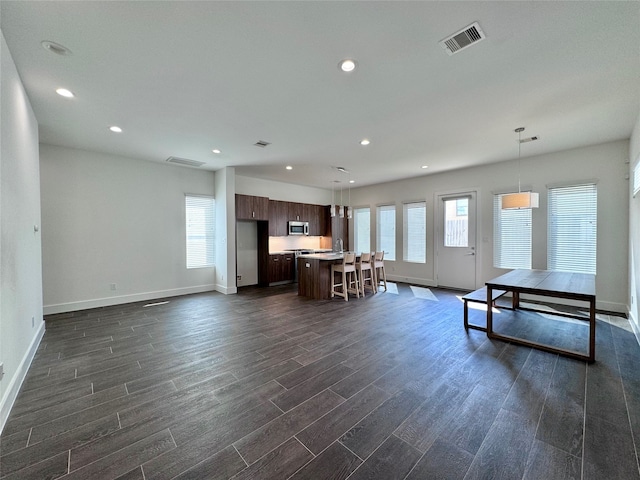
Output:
[{"xmin": 486, "ymin": 269, "xmax": 596, "ymax": 362}]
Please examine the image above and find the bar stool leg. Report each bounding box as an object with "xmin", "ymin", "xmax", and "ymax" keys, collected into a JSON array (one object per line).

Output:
[{"xmin": 342, "ymin": 270, "xmax": 348, "ymax": 301}]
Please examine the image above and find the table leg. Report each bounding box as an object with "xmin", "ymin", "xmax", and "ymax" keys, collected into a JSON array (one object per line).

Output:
[
  {"xmin": 589, "ymin": 297, "xmax": 596, "ymax": 363},
  {"xmin": 512, "ymin": 291, "xmax": 520, "ymax": 309},
  {"xmin": 487, "ymin": 285, "xmax": 493, "ymax": 337}
]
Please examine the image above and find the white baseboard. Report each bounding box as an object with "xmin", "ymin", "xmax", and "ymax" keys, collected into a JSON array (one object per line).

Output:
[
  {"xmin": 386, "ymin": 275, "xmax": 437, "ymax": 287},
  {"xmin": 1, "ymin": 321, "xmax": 45, "ymax": 434},
  {"xmin": 629, "ymin": 308, "xmax": 640, "ymax": 347},
  {"xmin": 216, "ymin": 284, "xmax": 237, "ymax": 295},
  {"xmin": 43, "ymin": 284, "xmax": 218, "ymax": 315},
  {"xmin": 595, "ymin": 300, "xmax": 627, "ymax": 314}
]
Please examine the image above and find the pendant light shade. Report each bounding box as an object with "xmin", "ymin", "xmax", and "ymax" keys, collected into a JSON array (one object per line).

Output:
[
  {"xmin": 501, "ymin": 191, "xmax": 539, "ymax": 209},
  {"xmin": 502, "ymin": 127, "xmax": 539, "ymax": 210}
]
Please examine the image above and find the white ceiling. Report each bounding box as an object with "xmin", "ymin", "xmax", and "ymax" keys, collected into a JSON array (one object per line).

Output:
[{"xmin": 2, "ymin": 1, "xmax": 639, "ymax": 188}]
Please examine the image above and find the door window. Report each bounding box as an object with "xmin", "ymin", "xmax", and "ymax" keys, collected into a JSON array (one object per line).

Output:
[{"xmin": 444, "ymin": 197, "xmax": 468, "ymax": 247}]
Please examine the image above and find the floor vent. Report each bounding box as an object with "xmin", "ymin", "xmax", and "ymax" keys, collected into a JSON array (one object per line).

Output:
[
  {"xmin": 165, "ymin": 156, "xmax": 205, "ymax": 167},
  {"xmin": 254, "ymin": 140, "xmax": 271, "ymax": 148},
  {"xmin": 440, "ymin": 22, "xmax": 485, "ymax": 56}
]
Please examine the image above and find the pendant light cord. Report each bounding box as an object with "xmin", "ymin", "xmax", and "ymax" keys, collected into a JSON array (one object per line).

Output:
[{"xmin": 516, "ymin": 127, "xmax": 524, "ymax": 193}]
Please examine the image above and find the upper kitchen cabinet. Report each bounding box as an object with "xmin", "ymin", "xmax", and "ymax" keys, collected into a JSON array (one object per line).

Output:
[
  {"xmin": 269, "ymin": 199, "xmax": 288, "ymax": 236},
  {"xmin": 305, "ymin": 204, "xmax": 328, "ymax": 236},
  {"xmin": 236, "ymin": 194, "xmax": 269, "ymax": 220},
  {"xmin": 288, "ymin": 202, "xmax": 303, "ymax": 222}
]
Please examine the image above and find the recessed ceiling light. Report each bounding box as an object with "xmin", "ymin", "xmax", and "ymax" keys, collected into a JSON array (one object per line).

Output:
[
  {"xmin": 212, "ymin": 149, "xmax": 221, "ymax": 154},
  {"xmin": 109, "ymin": 126, "xmax": 122, "ymax": 133},
  {"xmin": 41, "ymin": 40, "xmax": 72, "ymax": 56},
  {"xmin": 339, "ymin": 59, "xmax": 357, "ymax": 73},
  {"xmin": 421, "ymin": 165, "xmax": 428, "ymax": 169},
  {"xmin": 56, "ymin": 88, "xmax": 74, "ymax": 98},
  {"xmin": 349, "ymin": 180, "xmax": 355, "ymax": 184},
  {"xmin": 360, "ymin": 139, "xmax": 370, "ymax": 146},
  {"xmin": 286, "ymin": 165, "xmax": 293, "ymax": 170}
]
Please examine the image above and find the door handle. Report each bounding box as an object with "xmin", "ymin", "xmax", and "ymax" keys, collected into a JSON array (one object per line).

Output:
[{"xmin": 465, "ymin": 252, "xmax": 475, "ymax": 256}]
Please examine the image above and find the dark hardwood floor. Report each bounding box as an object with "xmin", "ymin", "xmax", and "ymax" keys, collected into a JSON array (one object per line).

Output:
[{"xmin": 1, "ymin": 283, "xmax": 639, "ymax": 480}]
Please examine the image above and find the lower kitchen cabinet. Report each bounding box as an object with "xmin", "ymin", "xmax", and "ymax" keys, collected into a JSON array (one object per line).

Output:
[{"xmin": 268, "ymin": 253, "xmax": 294, "ymax": 284}]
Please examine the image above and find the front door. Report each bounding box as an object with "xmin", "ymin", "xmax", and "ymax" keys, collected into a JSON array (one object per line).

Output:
[{"xmin": 436, "ymin": 192, "xmax": 477, "ymax": 290}]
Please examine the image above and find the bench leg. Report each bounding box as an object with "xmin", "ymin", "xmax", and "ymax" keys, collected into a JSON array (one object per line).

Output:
[
  {"xmin": 464, "ymin": 300, "xmax": 469, "ymax": 330},
  {"xmin": 463, "ymin": 299, "xmax": 488, "ymax": 332}
]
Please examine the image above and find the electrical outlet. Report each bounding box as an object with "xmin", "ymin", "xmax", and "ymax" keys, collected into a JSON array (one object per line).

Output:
[
  {"xmin": 110, "ymin": 283, "xmax": 117, "ymax": 291},
  {"xmin": 237, "ymin": 275, "xmax": 242, "ymax": 281}
]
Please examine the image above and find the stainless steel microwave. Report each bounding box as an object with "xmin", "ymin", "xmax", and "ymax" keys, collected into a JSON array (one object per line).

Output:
[{"xmin": 288, "ymin": 221, "xmax": 309, "ymax": 236}]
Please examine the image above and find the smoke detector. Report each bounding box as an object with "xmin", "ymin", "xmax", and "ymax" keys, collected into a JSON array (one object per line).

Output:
[{"xmin": 440, "ymin": 22, "xmax": 485, "ymax": 56}]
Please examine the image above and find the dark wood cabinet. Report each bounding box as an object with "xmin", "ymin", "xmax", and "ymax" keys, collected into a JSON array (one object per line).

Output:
[
  {"xmin": 288, "ymin": 202, "xmax": 303, "ymax": 222},
  {"xmin": 304, "ymin": 204, "xmax": 318, "ymax": 235},
  {"xmin": 236, "ymin": 194, "xmax": 268, "ymax": 220},
  {"xmin": 283, "ymin": 253, "xmax": 294, "ymax": 281},
  {"xmin": 268, "ymin": 253, "xmax": 294, "ymax": 283},
  {"xmin": 269, "ymin": 200, "xmax": 289, "ymax": 236},
  {"xmin": 330, "ymin": 208, "xmax": 349, "ymax": 249},
  {"xmin": 268, "ymin": 200, "xmax": 329, "ymax": 237}
]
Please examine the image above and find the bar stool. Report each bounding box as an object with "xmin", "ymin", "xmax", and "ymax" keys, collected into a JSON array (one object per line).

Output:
[
  {"xmin": 357, "ymin": 252, "xmax": 376, "ymax": 296},
  {"xmin": 331, "ymin": 252, "xmax": 359, "ymax": 301},
  {"xmin": 373, "ymin": 251, "xmax": 387, "ymax": 292}
]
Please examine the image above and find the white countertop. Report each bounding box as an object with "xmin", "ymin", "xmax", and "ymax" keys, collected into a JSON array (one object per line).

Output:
[{"xmin": 297, "ymin": 252, "xmax": 348, "ymax": 260}]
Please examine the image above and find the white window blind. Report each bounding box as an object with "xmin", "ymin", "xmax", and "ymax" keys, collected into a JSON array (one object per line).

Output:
[
  {"xmin": 403, "ymin": 202, "xmax": 426, "ymax": 263},
  {"xmin": 354, "ymin": 207, "xmax": 371, "ymax": 255},
  {"xmin": 493, "ymin": 194, "xmax": 532, "ymax": 269},
  {"xmin": 185, "ymin": 195, "xmax": 215, "ymax": 269},
  {"xmin": 377, "ymin": 204, "xmax": 396, "ymax": 261},
  {"xmin": 547, "ymin": 183, "xmax": 597, "ymax": 274}
]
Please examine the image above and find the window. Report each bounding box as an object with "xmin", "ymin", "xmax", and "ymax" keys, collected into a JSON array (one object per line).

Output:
[
  {"xmin": 456, "ymin": 199, "xmax": 468, "ymax": 217},
  {"xmin": 548, "ymin": 183, "xmax": 597, "ymax": 274},
  {"xmin": 444, "ymin": 197, "xmax": 468, "ymax": 247},
  {"xmin": 634, "ymin": 160, "xmax": 640, "ymax": 197},
  {"xmin": 185, "ymin": 195, "xmax": 215, "ymax": 269},
  {"xmin": 377, "ymin": 204, "xmax": 396, "ymax": 261},
  {"xmin": 403, "ymin": 201, "xmax": 426, "ymax": 263},
  {"xmin": 493, "ymin": 194, "xmax": 532, "ymax": 269},
  {"xmin": 354, "ymin": 207, "xmax": 371, "ymax": 255}
]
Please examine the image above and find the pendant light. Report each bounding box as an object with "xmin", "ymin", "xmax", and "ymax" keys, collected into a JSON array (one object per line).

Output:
[
  {"xmin": 501, "ymin": 127, "xmax": 539, "ymax": 209},
  {"xmin": 330, "ymin": 181, "xmax": 337, "ymax": 217}
]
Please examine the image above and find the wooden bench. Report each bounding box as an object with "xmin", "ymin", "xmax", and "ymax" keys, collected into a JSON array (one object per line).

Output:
[{"xmin": 462, "ymin": 286, "xmax": 507, "ymax": 332}]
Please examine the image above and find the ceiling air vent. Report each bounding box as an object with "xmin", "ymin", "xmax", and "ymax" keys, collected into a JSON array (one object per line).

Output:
[
  {"xmin": 440, "ymin": 22, "xmax": 485, "ymax": 56},
  {"xmin": 165, "ymin": 156, "xmax": 205, "ymax": 167},
  {"xmin": 254, "ymin": 140, "xmax": 271, "ymax": 148}
]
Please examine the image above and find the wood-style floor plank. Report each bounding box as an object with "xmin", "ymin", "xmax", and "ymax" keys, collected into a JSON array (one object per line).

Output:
[{"xmin": 0, "ymin": 283, "xmax": 637, "ymax": 480}]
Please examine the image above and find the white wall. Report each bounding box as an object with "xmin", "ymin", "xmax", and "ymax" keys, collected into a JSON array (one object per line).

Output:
[
  {"xmin": 349, "ymin": 140, "xmax": 630, "ymax": 313},
  {"xmin": 236, "ymin": 175, "xmax": 331, "ymax": 205},
  {"xmin": 0, "ymin": 32, "xmax": 45, "ymax": 432},
  {"xmin": 629, "ymin": 113, "xmax": 640, "ymax": 338},
  {"xmin": 214, "ymin": 167, "xmax": 236, "ymax": 294},
  {"xmin": 39, "ymin": 144, "xmax": 217, "ymax": 313}
]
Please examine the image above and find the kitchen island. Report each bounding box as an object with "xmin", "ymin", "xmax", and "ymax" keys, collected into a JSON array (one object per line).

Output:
[{"xmin": 296, "ymin": 252, "xmax": 345, "ymax": 300}]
